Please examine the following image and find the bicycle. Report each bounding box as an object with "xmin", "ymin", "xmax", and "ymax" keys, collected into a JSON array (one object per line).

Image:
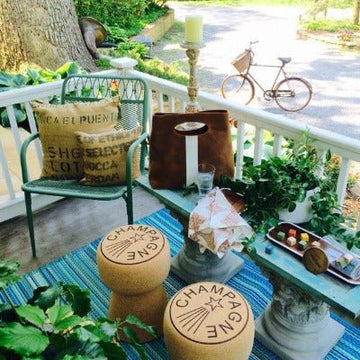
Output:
[{"xmin": 221, "ymin": 41, "xmax": 313, "ymax": 112}]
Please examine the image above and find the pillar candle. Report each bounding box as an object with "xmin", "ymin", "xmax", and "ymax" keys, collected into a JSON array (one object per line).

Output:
[{"xmin": 185, "ymin": 15, "xmax": 203, "ymax": 43}]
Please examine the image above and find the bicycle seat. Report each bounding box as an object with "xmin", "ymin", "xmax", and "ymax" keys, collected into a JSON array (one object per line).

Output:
[{"xmin": 278, "ymin": 57, "xmax": 291, "ymax": 64}]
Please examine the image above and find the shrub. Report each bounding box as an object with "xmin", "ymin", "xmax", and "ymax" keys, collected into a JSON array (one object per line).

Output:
[
  {"xmin": 0, "ymin": 62, "xmax": 81, "ymax": 127},
  {"xmin": 301, "ymin": 19, "xmax": 360, "ymax": 32},
  {"xmin": 74, "ymin": 0, "xmax": 167, "ymax": 43},
  {"xmin": 107, "ymin": 43, "xmax": 189, "ymax": 86}
]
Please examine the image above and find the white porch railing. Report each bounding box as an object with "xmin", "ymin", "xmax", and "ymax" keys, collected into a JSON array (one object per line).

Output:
[{"xmin": 0, "ymin": 58, "xmax": 359, "ymax": 229}]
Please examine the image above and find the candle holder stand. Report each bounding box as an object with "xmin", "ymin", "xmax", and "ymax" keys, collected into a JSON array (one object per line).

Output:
[{"xmin": 181, "ymin": 41, "xmax": 205, "ymax": 113}]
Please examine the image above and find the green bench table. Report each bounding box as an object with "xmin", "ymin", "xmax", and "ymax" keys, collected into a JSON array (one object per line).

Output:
[{"xmin": 136, "ymin": 175, "xmax": 360, "ymax": 360}]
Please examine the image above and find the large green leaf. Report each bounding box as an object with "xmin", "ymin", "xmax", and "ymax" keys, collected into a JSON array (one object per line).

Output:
[
  {"xmin": 0, "ymin": 105, "xmax": 27, "ymax": 127},
  {"xmin": 28, "ymin": 285, "xmax": 60, "ymax": 311},
  {"xmin": 67, "ymin": 62, "xmax": 81, "ymax": 76},
  {"xmin": 61, "ymin": 283, "xmax": 91, "ymax": 317},
  {"xmin": 125, "ymin": 314, "xmax": 157, "ymax": 338},
  {"xmin": 0, "ymin": 72, "xmax": 13, "ymax": 87},
  {"xmin": 55, "ymin": 62, "xmax": 80, "ymax": 77},
  {"xmin": 98, "ymin": 319, "xmax": 118, "ymax": 340},
  {"xmin": 54, "ymin": 314, "xmax": 85, "ymax": 332},
  {"xmin": 100, "ymin": 341, "xmax": 127, "ymax": 360},
  {"xmin": 47, "ymin": 304, "xmax": 84, "ymax": 331},
  {"xmin": 122, "ymin": 326, "xmax": 148, "ymax": 360},
  {"xmin": 38, "ymin": 69, "xmax": 62, "ymax": 82},
  {"xmin": 62, "ymin": 356, "xmax": 102, "ymax": 360},
  {"xmin": 0, "ymin": 322, "xmax": 49, "ymax": 356},
  {"xmin": 47, "ymin": 304, "xmax": 73, "ymax": 326},
  {"xmin": 74, "ymin": 326, "xmax": 101, "ymax": 343},
  {"xmin": 0, "ymin": 258, "xmax": 20, "ymax": 288},
  {"xmin": 10, "ymin": 74, "xmax": 28, "ymax": 88},
  {"xmin": 26, "ymin": 68, "xmax": 41, "ymax": 84},
  {"xmin": 69, "ymin": 341, "xmax": 106, "ymax": 359},
  {"xmin": 15, "ymin": 305, "xmax": 46, "ymax": 327}
]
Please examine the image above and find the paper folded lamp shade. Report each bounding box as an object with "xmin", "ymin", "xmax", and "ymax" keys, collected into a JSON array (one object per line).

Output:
[{"xmin": 188, "ymin": 187, "xmax": 253, "ymax": 258}]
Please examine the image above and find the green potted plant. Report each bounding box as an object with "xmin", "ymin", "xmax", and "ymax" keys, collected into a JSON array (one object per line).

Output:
[
  {"xmin": 0, "ymin": 259, "xmax": 156, "ymax": 359},
  {"xmin": 220, "ymin": 134, "xmax": 322, "ymax": 225},
  {"xmin": 218, "ymin": 134, "xmax": 360, "ymax": 251}
]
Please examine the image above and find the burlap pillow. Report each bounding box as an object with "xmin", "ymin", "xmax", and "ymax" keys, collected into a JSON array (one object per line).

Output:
[
  {"xmin": 75, "ymin": 125, "xmax": 142, "ymax": 186},
  {"xmin": 32, "ymin": 96, "xmax": 120, "ymax": 179}
]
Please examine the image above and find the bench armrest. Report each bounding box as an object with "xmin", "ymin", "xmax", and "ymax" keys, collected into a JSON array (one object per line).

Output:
[{"xmin": 20, "ymin": 133, "xmax": 40, "ymax": 184}]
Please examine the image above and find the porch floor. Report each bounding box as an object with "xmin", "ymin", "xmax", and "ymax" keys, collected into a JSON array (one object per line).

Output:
[{"xmin": 0, "ymin": 187, "xmax": 163, "ymax": 274}]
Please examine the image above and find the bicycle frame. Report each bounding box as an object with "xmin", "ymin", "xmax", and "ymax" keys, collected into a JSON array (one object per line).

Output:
[
  {"xmin": 244, "ymin": 60, "xmax": 288, "ymax": 95},
  {"xmin": 221, "ymin": 41, "xmax": 313, "ymax": 111}
]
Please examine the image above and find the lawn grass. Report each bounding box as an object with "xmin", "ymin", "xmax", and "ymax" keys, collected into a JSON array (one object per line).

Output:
[{"xmin": 301, "ymin": 19, "xmax": 360, "ymax": 32}]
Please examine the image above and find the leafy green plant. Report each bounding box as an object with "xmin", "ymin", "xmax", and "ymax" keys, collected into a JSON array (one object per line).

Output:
[
  {"xmin": 74, "ymin": 0, "xmax": 167, "ymax": 43},
  {"xmin": 308, "ymin": 181, "xmax": 360, "ymax": 250},
  {"xmin": 107, "ymin": 43, "xmax": 189, "ymax": 86},
  {"xmin": 218, "ymin": 133, "xmax": 360, "ymax": 250},
  {"xmin": 300, "ymin": 19, "xmax": 360, "ymax": 32},
  {"xmin": 0, "ymin": 259, "xmax": 156, "ymax": 359},
  {"xmin": 220, "ymin": 134, "xmax": 322, "ymax": 228},
  {"xmin": 0, "ymin": 62, "xmax": 81, "ymax": 127}
]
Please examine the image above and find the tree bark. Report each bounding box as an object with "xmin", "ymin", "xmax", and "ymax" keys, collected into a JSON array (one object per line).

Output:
[
  {"xmin": 0, "ymin": 0, "xmax": 97, "ymax": 72},
  {"xmin": 354, "ymin": 0, "xmax": 360, "ymax": 25}
]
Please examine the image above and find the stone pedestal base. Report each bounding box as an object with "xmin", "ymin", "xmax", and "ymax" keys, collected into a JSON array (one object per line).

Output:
[
  {"xmin": 255, "ymin": 273, "xmax": 345, "ymax": 360},
  {"xmin": 171, "ymin": 237, "xmax": 244, "ymax": 284}
]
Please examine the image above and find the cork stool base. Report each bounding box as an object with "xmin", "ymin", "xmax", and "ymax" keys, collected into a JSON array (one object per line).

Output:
[
  {"xmin": 163, "ymin": 281, "xmax": 255, "ymax": 360},
  {"xmin": 109, "ymin": 285, "xmax": 168, "ymax": 342},
  {"xmin": 97, "ymin": 224, "xmax": 171, "ymax": 343}
]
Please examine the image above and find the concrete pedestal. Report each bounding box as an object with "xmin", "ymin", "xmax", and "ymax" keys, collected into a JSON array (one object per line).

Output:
[
  {"xmin": 255, "ymin": 273, "xmax": 345, "ymax": 360},
  {"xmin": 171, "ymin": 237, "xmax": 244, "ymax": 284}
]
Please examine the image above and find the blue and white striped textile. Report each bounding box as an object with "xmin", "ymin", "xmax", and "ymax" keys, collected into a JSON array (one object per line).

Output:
[{"xmin": 1, "ymin": 208, "xmax": 359, "ymax": 359}]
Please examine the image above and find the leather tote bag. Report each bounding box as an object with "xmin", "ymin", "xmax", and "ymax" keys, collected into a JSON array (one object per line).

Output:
[{"xmin": 149, "ymin": 110, "xmax": 234, "ymax": 189}]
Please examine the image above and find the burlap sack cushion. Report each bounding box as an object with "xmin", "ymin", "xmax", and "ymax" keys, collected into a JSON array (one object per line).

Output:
[
  {"xmin": 75, "ymin": 125, "xmax": 142, "ymax": 186},
  {"xmin": 32, "ymin": 96, "xmax": 119, "ymax": 180}
]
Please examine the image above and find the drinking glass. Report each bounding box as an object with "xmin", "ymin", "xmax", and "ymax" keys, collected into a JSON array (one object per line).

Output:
[{"xmin": 197, "ymin": 163, "xmax": 215, "ymax": 198}]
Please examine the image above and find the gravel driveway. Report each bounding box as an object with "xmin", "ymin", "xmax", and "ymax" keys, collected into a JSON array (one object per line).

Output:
[{"xmin": 153, "ymin": 3, "xmax": 360, "ymax": 139}]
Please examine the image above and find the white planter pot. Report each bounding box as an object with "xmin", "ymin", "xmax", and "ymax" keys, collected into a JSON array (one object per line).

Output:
[{"xmin": 278, "ymin": 188, "xmax": 319, "ymax": 224}]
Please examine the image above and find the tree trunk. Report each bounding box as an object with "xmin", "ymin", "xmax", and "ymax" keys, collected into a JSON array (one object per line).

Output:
[
  {"xmin": 0, "ymin": 0, "xmax": 97, "ymax": 72},
  {"xmin": 354, "ymin": 0, "xmax": 360, "ymax": 25}
]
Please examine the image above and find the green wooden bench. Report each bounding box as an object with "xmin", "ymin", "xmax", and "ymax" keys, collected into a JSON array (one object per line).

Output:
[{"xmin": 21, "ymin": 75, "xmax": 149, "ymax": 257}]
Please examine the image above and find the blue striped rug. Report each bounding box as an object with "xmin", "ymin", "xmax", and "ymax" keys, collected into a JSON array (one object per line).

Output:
[{"xmin": 1, "ymin": 208, "xmax": 359, "ymax": 359}]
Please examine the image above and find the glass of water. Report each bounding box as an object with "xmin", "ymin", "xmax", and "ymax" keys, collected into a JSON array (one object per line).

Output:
[{"xmin": 197, "ymin": 163, "xmax": 215, "ymax": 198}]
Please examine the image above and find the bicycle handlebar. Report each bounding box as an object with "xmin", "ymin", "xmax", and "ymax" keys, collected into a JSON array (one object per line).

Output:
[{"xmin": 246, "ymin": 40, "xmax": 259, "ymax": 51}]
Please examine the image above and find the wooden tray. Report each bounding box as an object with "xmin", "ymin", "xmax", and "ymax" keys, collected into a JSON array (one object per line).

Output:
[{"xmin": 267, "ymin": 222, "xmax": 360, "ymax": 285}]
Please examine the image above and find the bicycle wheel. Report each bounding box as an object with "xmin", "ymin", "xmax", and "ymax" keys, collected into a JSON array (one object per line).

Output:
[
  {"xmin": 274, "ymin": 77, "xmax": 312, "ymax": 112},
  {"xmin": 221, "ymin": 74, "xmax": 254, "ymax": 105}
]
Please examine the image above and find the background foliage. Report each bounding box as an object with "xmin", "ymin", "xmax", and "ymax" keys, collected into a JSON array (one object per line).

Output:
[{"xmin": 73, "ymin": 0, "xmax": 168, "ymax": 42}]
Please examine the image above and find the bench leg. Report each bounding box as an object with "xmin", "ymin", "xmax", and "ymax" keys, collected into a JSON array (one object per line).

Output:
[
  {"xmin": 125, "ymin": 194, "xmax": 134, "ymax": 224},
  {"xmin": 255, "ymin": 272, "xmax": 345, "ymax": 360},
  {"xmin": 24, "ymin": 192, "xmax": 36, "ymax": 257}
]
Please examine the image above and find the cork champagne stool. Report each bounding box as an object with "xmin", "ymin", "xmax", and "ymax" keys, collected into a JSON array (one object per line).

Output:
[
  {"xmin": 97, "ymin": 224, "xmax": 171, "ymax": 343},
  {"xmin": 163, "ymin": 281, "xmax": 255, "ymax": 360}
]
